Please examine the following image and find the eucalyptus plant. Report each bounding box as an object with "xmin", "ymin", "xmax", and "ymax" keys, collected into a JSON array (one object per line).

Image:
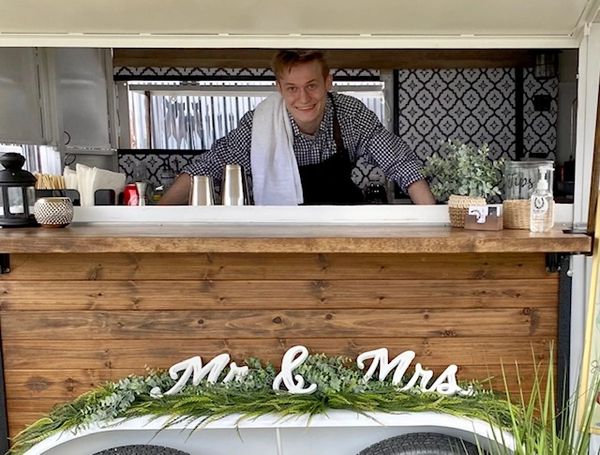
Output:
[{"xmin": 422, "ymin": 140, "xmax": 505, "ymax": 202}]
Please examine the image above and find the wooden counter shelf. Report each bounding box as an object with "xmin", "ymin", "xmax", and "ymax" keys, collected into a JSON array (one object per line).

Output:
[
  {"xmin": 0, "ymin": 223, "xmax": 591, "ymax": 254},
  {"xmin": 0, "ymin": 223, "xmax": 590, "ymax": 439}
]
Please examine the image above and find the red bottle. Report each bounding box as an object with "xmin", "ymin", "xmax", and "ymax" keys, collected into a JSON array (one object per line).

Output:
[{"xmin": 123, "ymin": 184, "xmax": 139, "ymax": 206}]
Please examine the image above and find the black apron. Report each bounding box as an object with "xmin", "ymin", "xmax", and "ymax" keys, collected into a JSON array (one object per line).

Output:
[{"xmin": 298, "ymin": 95, "xmax": 364, "ymax": 205}]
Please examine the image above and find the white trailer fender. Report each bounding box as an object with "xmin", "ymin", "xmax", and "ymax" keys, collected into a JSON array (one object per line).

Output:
[{"xmin": 24, "ymin": 411, "xmax": 516, "ymax": 455}]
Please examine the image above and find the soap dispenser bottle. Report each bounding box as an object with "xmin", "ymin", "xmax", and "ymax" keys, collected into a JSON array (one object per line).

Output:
[{"xmin": 530, "ymin": 168, "xmax": 554, "ymax": 232}]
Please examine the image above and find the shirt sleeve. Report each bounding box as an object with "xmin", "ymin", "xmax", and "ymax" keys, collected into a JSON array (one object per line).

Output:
[
  {"xmin": 349, "ymin": 100, "xmax": 424, "ymax": 193},
  {"xmin": 182, "ymin": 110, "xmax": 254, "ymax": 188}
]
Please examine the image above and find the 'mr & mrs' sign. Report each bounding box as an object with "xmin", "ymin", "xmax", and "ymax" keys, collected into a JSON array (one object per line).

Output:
[{"xmin": 150, "ymin": 346, "xmax": 473, "ymax": 398}]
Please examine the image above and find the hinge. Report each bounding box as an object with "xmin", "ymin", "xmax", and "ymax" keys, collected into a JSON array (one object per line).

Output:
[{"xmin": 546, "ymin": 253, "xmax": 567, "ymax": 273}]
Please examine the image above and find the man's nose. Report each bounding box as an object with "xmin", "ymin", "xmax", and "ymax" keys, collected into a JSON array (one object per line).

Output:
[{"xmin": 299, "ymin": 88, "xmax": 310, "ymax": 102}]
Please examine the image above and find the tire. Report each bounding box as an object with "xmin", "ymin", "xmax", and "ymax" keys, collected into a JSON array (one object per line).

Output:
[
  {"xmin": 357, "ymin": 432, "xmax": 481, "ymax": 455},
  {"xmin": 92, "ymin": 445, "xmax": 190, "ymax": 455}
]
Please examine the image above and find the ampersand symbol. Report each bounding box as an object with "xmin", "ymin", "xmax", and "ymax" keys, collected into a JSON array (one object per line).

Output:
[{"xmin": 272, "ymin": 345, "xmax": 317, "ymax": 394}]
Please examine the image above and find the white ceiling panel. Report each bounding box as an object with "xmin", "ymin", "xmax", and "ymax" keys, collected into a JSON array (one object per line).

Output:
[
  {"xmin": 0, "ymin": 0, "xmax": 597, "ymax": 47},
  {"xmin": 0, "ymin": 0, "xmax": 591, "ymax": 35}
]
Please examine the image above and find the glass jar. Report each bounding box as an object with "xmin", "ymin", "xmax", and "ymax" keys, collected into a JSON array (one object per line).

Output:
[
  {"xmin": 503, "ymin": 160, "xmax": 554, "ymax": 201},
  {"xmin": 160, "ymin": 168, "xmax": 176, "ymax": 190},
  {"xmin": 503, "ymin": 160, "xmax": 554, "ymax": 230}
]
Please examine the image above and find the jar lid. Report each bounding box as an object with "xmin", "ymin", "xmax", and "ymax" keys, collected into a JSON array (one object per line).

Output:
[{"xmin": 505, "ymin": 160, "xmax": 554, "ymax": 169}]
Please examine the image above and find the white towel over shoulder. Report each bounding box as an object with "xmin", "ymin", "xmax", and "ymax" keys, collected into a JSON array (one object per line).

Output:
[{"xmin": 250, "ymin": 93, "xmax": 303, "ymax": 205}]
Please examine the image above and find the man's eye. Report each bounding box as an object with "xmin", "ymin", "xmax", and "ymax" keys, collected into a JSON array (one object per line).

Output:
[
  {"xmin": 307, "ymin": 84, "xmax": 317, "ymax": 90},
  {"xmin": 287, "ymin": 87, "xmax": 297, "ymax": 93}
]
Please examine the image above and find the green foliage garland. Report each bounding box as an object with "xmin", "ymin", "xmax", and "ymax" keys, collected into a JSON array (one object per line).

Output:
[{"xmin": 6, "ymin": 353, "xmax": 585, "ymax": 455}]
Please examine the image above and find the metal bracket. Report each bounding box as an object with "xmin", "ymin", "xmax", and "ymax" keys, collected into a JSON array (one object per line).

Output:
[
  {"xmin": 556, "ymin": 253, "xmax": 573, "ymax": 431},
  {"xmin": 0, "ymin": 255, "xmax": 8, "ymax": 274},
  {"xmin": 545, "ymin": 253, "xmax": 567, "ymax": 273},
  {"xmin": 0, "ymin": 254, "xmax": 8, "ymax": 453}
]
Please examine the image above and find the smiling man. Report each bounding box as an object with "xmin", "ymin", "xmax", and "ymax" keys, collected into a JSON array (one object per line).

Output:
[{"xmin": 160, "ymin": 50, "xmax": 435, "ymax": 205}]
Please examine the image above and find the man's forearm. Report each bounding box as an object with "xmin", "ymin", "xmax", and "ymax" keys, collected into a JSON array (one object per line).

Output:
[
  {"xmin": 407, "ymin": 179, "xmax": 436, "ymax": 205},
  {"xmin": 158, "ymin": 174, "xmax": 191, "ymax": 205}
]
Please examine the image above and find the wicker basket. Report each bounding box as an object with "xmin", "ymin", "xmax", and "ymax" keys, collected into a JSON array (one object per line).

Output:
[
  {"xmin": 503, "ymin": 199, "xmax": 530, "ymax": 230},
  {"xmin": 503, "ymin": 199, "xmax": 556, "ymax": 230},
  {"xmin": 448, "ymin": 195, "xmax": 486, "ymax": 228}
]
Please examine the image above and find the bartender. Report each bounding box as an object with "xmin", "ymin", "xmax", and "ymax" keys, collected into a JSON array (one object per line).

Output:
[{"xmin": 160, "ymin": 50, "xmax": 435, "ymax": 205}]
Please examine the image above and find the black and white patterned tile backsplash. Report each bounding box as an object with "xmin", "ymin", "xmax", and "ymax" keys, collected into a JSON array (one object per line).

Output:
[
  {"xmin": 114, "ymin": 67, "xmax": 274, "ymax": 80},
  {"xmin": 523, "ymin": 68, "xmax": 558, "ymax": 159},
  {"xmin": 114, "ymin": 66, "xmax": 380, "ymax": 81},
  {"xmin": 118, "ymin": 151, "xmax": 201, "ymax": 187},
  {"xmin": 398, "ymin": 68, "xmax": 516, "ymax": 161},
  {"xmin": 398, "ymin": 68, "xmax": 557, "ymax": 163}
]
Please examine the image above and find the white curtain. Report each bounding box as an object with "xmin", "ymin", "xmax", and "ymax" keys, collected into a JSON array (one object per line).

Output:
[
  {"xmin": 147, "ymin": 93, "xmax": 266, "ymax": 150},
  {"xmin": 129, "ymin": 81, "xmax": 385, "ymax": 150}
]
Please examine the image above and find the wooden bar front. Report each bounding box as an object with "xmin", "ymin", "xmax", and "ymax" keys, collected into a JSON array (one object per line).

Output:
[{"xmin": 0, "ymin": 225, "xmax": 591, "ymax": 437}]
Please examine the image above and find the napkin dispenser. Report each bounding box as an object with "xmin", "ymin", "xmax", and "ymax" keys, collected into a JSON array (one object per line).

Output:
[
  {"xmin": 75, "ymin": 163, "xmax": 126, "ymax": 207},
  {"xmin": 35, "ymin": 189, "xmax": 122, "ymax": 206},
  {"xmin": 464, "ymin": 205, "xmax": 503, "ymax": 231}
]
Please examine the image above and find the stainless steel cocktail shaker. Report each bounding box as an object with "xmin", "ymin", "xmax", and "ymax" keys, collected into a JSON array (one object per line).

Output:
[
  {"xmin": 222, "ymin": 164, "xmax": 246, "ymax": 206},
  {"xmin": 189, "ymin": 175, "xmax": 215, "ymax": 206}
]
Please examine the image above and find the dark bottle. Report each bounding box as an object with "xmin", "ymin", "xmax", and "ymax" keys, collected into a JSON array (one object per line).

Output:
[{"xmin": 364, "ymin": 182, "xmax": 388, "ymax": 204}]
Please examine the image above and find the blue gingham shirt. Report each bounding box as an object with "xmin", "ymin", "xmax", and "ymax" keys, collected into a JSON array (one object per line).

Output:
[{"xmin": 184, "ymin": 92, "xmax": 424, "ymax": 193}]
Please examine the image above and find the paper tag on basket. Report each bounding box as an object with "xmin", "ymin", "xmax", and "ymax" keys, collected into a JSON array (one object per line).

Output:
[{"xmin": 468, "ymin": 205, "xmax": 503, "ymax": 224}]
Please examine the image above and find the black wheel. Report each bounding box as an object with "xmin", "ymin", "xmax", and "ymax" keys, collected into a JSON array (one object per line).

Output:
[
  {"xmin": 357, "ymin": 432, "xmax": 480, "ymax": 455},
  {"xmin": 92, "ymin": 445, "xmax": 189, "ymax": 455}
]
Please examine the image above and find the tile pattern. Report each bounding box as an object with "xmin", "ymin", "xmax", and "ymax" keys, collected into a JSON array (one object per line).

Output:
[
  {"xmin": 397, "ymin": 67, "xmax": 558, "ymax": 162},
  {"xmin": 118, "ymin": 151, "xmax": 201, "ymax": 188},
  {"xmin": 114, "ymin": 67, "xmax": 380, "ymax": 80},
  {"xmin": 523, "ymin": 68, "xmax": 558, "ymax": 159},
  {"xmin": 397, "ymin": 68, "xmax": 516, "ymax": 162}
]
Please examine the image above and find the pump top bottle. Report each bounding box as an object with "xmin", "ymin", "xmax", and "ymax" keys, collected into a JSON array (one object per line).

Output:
[{"xmin": 529, "ymin": 168, "xmax": 554, "ymax": 232}]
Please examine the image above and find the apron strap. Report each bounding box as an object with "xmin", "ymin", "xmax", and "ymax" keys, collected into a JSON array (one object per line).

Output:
[{"xmin": 329, "ymin": 93, "xmax": 346, "ymax": 156}]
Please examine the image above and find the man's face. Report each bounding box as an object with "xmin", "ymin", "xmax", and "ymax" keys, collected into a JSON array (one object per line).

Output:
[{"xmin": 277, "ymin": 60, "xmax": 333, "ymax": 134}]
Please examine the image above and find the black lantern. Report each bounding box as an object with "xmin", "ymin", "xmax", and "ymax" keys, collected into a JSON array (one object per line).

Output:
[{"xmin": 0, "ymin": 153, "xmax": 37, "ymax": 227}]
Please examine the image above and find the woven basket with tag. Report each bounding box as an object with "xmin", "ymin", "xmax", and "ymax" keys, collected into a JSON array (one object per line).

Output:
[{"xmin": 448, "ymin": 195, "xmax": 486, "ymax": 228}]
